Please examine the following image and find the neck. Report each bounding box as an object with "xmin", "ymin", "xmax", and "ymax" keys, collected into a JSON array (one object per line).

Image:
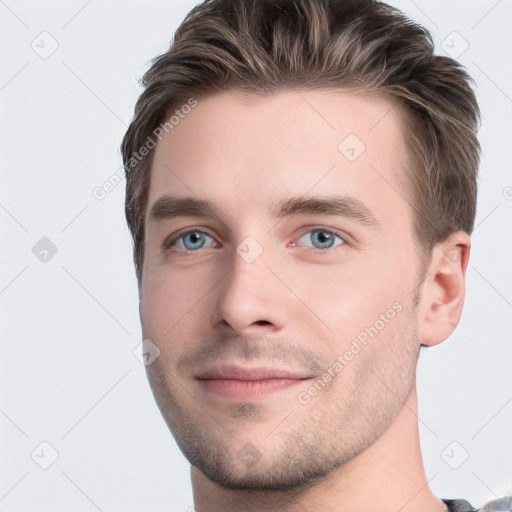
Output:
[{"xmin": 191, "ymin": 386, "xmax": 447, "ymax": 512}]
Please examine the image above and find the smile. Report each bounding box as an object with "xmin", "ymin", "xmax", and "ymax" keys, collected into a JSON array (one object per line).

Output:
[{"xmin": 195, "ymin": 365, "xmax": 313, "ymax": 400}]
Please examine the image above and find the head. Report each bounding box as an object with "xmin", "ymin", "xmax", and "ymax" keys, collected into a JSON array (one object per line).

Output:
[{"xmin": 121, "ymin": 0, "xmax": 480, "ymax": 493}]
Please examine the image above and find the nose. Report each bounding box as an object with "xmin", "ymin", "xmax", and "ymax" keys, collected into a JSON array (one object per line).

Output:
[{"xmin": 210, "ymin": 246, "xmax": 289, "ymax": 334}]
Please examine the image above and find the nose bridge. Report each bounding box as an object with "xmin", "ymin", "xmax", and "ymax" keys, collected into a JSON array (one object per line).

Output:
[
  {"xmin": 211, "ymin": 236, "xmax": 287, "ymax": 332},
  {"xmin": 229, "ymin": 251, "xmax": 264, "ymax": 298}
]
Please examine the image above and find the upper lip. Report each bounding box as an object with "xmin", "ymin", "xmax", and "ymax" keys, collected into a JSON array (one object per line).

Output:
[{"xmin": 195, "ymin": 365, "xmax": 313, "ymax": 381}]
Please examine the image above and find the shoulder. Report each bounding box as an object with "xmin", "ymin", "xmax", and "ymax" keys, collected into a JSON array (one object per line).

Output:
[{"xmin": 443, "ymin": 496, "xmax": 512, "ymax": 512}]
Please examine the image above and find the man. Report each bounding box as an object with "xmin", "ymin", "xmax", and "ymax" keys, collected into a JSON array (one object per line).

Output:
[{"xmin": 120, "ymin": 0, "xmax": 510, "ymax": 510}]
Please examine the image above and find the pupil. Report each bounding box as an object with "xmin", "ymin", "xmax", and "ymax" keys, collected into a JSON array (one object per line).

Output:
[
  {"xmin": 186, "ymin": 232, "xmax": 204, "ymax": 249},
  {"xmin": 314, "ymin": 231, "xmax": 333, "ymax": 248}
]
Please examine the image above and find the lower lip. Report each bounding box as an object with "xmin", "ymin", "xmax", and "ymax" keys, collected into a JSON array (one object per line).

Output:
[{"xmin": 197, "ymin": 378, "xmax": 307, "ymax": 399}]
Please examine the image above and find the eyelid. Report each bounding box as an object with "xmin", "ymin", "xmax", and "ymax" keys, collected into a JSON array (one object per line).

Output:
[
  {"xmin": 293, "ymin": 225, "xmax": 351, "ymax": 246},
  {"xmin": 162, "ymin": 226, "xmax": 216, "ymax": 251},
  {"xmin": 162, "ymin": 224, "xmax": 352, "ymax": 252}
]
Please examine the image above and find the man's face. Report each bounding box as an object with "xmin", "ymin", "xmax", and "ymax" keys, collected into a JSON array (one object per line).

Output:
[{"xmin": 140, "ymin": 90, "xmax": 423, "ymax": 490}]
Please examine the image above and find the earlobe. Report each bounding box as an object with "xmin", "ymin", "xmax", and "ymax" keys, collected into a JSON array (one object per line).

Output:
[{"xmin": 417, "ymin": 232, "xmax": 471, "ymax": 347}]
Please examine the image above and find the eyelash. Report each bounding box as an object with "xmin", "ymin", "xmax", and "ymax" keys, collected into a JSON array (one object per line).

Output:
[
  {"xmin": 162, "ymin": 226, "xmax": 348, "ymax": 254},
  {"xmin": 162, "ymin": 228, "xmax": 214, "ymax": 252}
]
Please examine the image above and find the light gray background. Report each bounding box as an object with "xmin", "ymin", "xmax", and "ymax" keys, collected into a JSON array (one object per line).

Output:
[{"xmin": 1, "ymin": 1, "xmax": 511, "ymax": 510}]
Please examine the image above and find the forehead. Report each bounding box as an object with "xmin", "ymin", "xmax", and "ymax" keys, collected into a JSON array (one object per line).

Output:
[{"xmin": 147, "ymin": 89, "xmax": 411, "ymax": 226}]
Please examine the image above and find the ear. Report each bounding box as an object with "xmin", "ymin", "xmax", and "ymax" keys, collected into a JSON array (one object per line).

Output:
[{"xmin": 417, "ymin": 231, "xmax": 471, "ymax": 347}]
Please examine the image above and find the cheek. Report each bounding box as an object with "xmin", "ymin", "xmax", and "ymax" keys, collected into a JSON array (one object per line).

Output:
[
  {"xmin": 140, "ymin": 264, "xmax": 216, "ymax": 342},
  {"xmin": 292, "ymin": 253, "xmax": 409, "ymax": 340}
]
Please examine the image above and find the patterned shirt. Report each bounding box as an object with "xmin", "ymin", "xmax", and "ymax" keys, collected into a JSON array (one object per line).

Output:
[{"xmin": 443, "ymin": 496, "xmax": 512, "ymax": 512}]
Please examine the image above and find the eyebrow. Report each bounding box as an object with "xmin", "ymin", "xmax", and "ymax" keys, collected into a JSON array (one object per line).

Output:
[{"xmin": 147, "ymin": 194, "xmax": 380, "ymax": 230}]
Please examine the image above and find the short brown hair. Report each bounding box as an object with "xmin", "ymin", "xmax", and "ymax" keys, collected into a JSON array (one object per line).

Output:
[{"xmin": 121, "ymin": 0, "xmax": 481, "ymax": 286}]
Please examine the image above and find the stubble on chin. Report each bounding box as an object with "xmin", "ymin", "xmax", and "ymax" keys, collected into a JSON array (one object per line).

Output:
[{"xmin": 144, "ymin": 304, "xmax": 421, "ymax": 493}]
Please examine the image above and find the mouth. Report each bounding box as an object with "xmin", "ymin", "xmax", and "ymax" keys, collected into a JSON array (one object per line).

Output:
[{"xmin": 195, "ymin": 365, "xmax": 313, "ymax": 400}]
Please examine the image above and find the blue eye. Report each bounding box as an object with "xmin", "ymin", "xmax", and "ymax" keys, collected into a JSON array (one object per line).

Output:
[
  {"xmin": 163, "ymin": 228, "xmax": 346, "ymax": 253},
  {"xmin": 296, "ymin": 230, "xmax": 345, "ymax": 250},
  {"xmin": 165, "ymin": 230, "xmax": 215, "ymax": 251}
]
